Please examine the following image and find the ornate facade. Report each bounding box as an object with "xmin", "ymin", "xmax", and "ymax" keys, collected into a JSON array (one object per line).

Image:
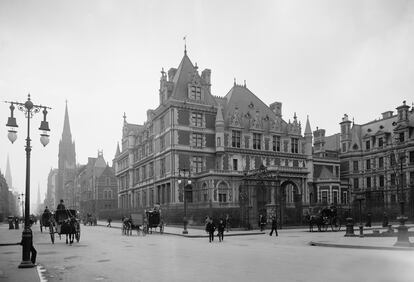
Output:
[
  {"xmin": 114, "ymin": 51, "xmax": 348, "ymax": 226},
  {"xmin": 76, "ymin": 151, "xmax": 118, "ymax": 218},
  {"xmin": 338, "ymin": 102, "xmax": 414, "ymax": 219}
]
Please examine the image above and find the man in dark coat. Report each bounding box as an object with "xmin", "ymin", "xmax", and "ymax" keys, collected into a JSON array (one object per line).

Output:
[
  {"xmin": 269, "ymin": 216, "xmax": 278, "ymax": 236},
  {"xmin": 57, "ymin": 199, "xmax": 66, "ymax": 210},
  {"xmin": 206, "ymin": 219, "xmax": 216, "ymax": 243},
  {"xmin": 217, "ymin": 218, "xmax": 225, "ymax": 242}
]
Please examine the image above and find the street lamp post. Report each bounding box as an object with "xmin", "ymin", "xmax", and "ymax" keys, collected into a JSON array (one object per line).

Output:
[
  {"xmin": 178, "ymin": 168, "xmax": 191, "ymax": 234},
  {"xmin": 394, "ymin": 153, "xmax": 412, "ymax": 246},
  {"xmin": 5, "ymin": 94, "xmax": 51, "ymax": 268},
  {"xmin": 390, "ymin": 125, "xmax": 412, "ymax": 247},
  {"xmin": 18, "ymin": 193, "xmax": 24, "ymax": 218}
]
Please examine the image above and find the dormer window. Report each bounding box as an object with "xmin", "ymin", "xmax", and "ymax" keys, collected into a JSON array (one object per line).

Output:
[{"xmin": 189, "ymin": 85, "xmax": 202, "ymax": 101}]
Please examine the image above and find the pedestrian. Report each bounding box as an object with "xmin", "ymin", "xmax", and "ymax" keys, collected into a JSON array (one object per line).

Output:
[
  {"xmin": 225, "ymin": 214, "xmax": 231, "ymax": 232},
  {"xmin": 259, "ymin": 214, "xmax": 266, "ymax": 232},
  {"xmin": 269, "ymin": 216, "xmax": 278, "ymax": 236},
  {"xmin": 20, "ymin": 228, "xmax": 37, "ymax": 265},
  {"xmin": 57, "ymin": 199, "xmax": 66, "ymax": 210},
  {"xmin": 14, "ymin": 217, "xmax": 19, "ymax": 229},
  {"xmin": 206, "ymin": 218, "xmax": 216, "ymax": 243},
  {"xmin": 365, "ymin": 212, "xmax": 372, "ymax": 227},
  {"xmin": 382, "ymin": 212, "xmax": 388, "ymax": 227},
  {"xmin": 217, "ymin": 218, "xmax": 225, "ymax": 242},
  {"xmin": 107, "ymin": 216, "xmax": 112, "ymax": 227}
]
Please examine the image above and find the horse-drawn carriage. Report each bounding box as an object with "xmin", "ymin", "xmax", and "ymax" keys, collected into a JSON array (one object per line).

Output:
[
  {"xmin": 123, "ymin": 207, "xmax": 164, "ymax": 236},
  {"xmin": 307, "ymin": 206, "xmax": 342, "ymax": 232},
  {"xmin": 41, "ymin": 209, "xmax": 80, "ymax": 244}
]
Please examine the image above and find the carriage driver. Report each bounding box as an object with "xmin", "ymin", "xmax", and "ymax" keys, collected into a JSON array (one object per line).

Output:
[
  {"xmin": 57, "ymin": 199, "xmax": 66, "ymax": 210},
  {"xmin": 44, "ymin": 206, "xmax": 50, "ymax": 214}
]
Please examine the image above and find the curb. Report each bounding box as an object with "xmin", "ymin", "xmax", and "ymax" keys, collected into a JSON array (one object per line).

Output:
[
  {"xmin": 96, "ymin": 223, "xmax": 265, "ymax": 237},
  {"xmin": 309, "ymin": 241, "xmax": 414, "ymax": 251}
]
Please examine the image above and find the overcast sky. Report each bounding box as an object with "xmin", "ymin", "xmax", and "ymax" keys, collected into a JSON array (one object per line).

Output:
[{"xmin": 1, "ymin": 0, "xmax": 413, "ymax": 203}]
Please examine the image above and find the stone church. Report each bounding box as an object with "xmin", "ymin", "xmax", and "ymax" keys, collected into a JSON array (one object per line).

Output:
[{"xmin": 114, "ymin": 50, "xmax": 347, "ymax": 227}]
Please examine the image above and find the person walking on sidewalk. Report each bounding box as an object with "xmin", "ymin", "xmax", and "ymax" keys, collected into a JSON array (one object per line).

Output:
[
  {"xmin": 206, "ymin": 218, "xmax": 216, "ymax": 243},
  {"xmin": 217, "ymin": 218, "xmax": 225, "ymax": 242},
  {"xmin": 225, "ymin": 214, "xmax": 231, "ymax": 232},
  {"xmin": 269, "ymin": 216, "xmax": 278, "ymax": 236},
  {"xmin": 107, "ymin": 216, "xmax": 112, "ymax": 227}
]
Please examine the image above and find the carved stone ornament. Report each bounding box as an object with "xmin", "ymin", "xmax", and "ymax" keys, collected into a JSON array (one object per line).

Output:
[
  {"xmin": 251, "ymin": 111, "xmax": 262, "ymax": 129},
  {"xmin": 230, "ymin": 107, "xmax": 242, "ymax": 127}
]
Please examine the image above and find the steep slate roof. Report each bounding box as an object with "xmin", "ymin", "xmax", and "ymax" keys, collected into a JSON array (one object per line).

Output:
[
  {"xmin": 170, "ymin": 52, "xmax": 217, "ymax": 106},
  {"xmin": 325, "ymin": 133, "xmax": 340, "ymax": 151},
  {"xmin": 350, "ymin": 124, "xmax": 362, "ymax": 150},
  {"xmin": 223, "ymin": 84, "xmax": 288, "ymax": 130}
]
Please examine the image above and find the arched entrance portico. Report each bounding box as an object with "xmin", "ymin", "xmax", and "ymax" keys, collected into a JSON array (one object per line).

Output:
[
  {"xmin": 279, "ymin": 180, "xmax": 302, "ymax": 225},
  {"xmin": 240, "ymin": 165, "xmax": 307, "ymax": 229}
]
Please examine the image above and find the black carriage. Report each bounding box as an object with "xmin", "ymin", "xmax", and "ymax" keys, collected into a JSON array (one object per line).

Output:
[
  {"xmin": 50, "ymin": 209, "xmax": 81, "ymax": 244},
  {"xmin": 308, "ymin": 206, "xmax": 342, "ymax": 232},
  {"xmin": 145, "ymin": 209, "xmax": 163, "ymax": 234},
  {"xmin": 125, "ymin": 207, "xmax": 164, "ymax": 236},
  {"xmin": 40, "ymin": 211, "xmax": 56, "ymax": 242}
]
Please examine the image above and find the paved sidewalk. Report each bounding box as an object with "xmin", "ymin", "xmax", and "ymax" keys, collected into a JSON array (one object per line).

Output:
[
  {"xmin": 0, "ymin": 224, "xmax": 40, "ymax": 282},
  {"xmin": 97, "ymin": 220, "xmax": 265, "ymax": 237},
  {"xmin": 309, "ymin": 223, "xmax": 414, "ymax": 251}
]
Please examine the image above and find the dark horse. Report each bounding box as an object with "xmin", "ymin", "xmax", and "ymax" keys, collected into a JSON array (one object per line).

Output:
[
  {"xmin": 61, "ymin": 217, "xmax": 77, "ymax": 244},
  {"xmin": 122, "ymin": 216, "xmax": 132, "ymax": 236}
]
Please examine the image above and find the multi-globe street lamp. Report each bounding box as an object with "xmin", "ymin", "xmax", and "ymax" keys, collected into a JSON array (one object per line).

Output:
[
  {"xmin": 5, "ymin": 94, "xmax": 51, "ymax": 268},
  {"xmin": 177, "ymin": 168, "xmax": 191, "ymax": 234}
]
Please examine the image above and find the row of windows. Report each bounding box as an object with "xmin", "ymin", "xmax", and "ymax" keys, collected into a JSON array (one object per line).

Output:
[
  {"xmin": 231, "ymin": 131, "xmax": 298, "ymax": 153},
  {"xmin": 352, "ymin": 151, "xmax": 414, "ymax": 172},
  {"xmin": 317, "ymin": 190, "xmax": 347, "ymax": 205},
  {"xmin": 133, "ymin": 159, "xmax": 166, "ymax": 184},
  {"xmin": 352, "ymin": 172, "xmax": 414, "ymax": 189}
]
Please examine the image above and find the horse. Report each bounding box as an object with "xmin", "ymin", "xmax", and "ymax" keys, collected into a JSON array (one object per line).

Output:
[
  {"xmin": 61, "ymin": 217, "xmax": 78, "ymax": 244},
  {"xmin": 122, "ymin": 217, "xmax": 132, "ymax": 236}
]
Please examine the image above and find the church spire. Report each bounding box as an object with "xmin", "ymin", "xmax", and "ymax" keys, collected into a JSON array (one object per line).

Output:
[
  {"xmin": 5, "ymin": 154, "xmax": 12, "ymax": 190},
  {"xmin": 62, "ymin": 101, "xmax": 72, "ymax": 142},
  {"xmin": 305, "ymin": 115, "xmax": 312, "ymax": 136}
]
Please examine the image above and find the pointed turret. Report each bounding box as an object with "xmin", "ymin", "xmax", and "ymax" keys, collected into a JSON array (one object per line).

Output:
[
  {"xmin": 5, "ymin": 154, "xmax": 12, "ymax": 190},
  {"xmin": 62, "ymin": 101, "xmax": 72, "ymax": 142},
  {"xmin": 304, "ymin": 115, "xmax": 313, "ymax": 156},
  {"xmin": 215, "ymin": 104, "xmax": 225, "ymax": 153},
  {"xmin": 305, "ymin": 115, "xmax": 312, "ymax": 137},
  {"xmin": 115, "ymin": 142, "xmax": 121, "ymax": 157}
]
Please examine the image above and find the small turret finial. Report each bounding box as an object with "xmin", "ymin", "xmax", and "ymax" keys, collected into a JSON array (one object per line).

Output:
[
  {"xmin": 183, "ymin": 36, "xmax": 187, "ymax": 55},
  {"xmin": 123, "ymin": 112, "xmax": 127, "ymax": 123},
  {"xmin": 234, "ymin": 78, "xmax": 236, "ymax": 86}
]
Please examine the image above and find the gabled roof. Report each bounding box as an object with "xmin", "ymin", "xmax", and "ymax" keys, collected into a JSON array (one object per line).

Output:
[{"xmin": 314, "ymin": 165, "xmax": 335, "ymax": 179}]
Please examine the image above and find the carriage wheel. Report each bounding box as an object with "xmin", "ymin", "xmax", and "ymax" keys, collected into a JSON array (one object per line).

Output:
[
  {"xmin": 49, "ymin": 225, "xmax": 55, "ymax": 244},
  {"xmin": 331, "ymin": 218, "xmax": 341, "ymax": 232}
]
